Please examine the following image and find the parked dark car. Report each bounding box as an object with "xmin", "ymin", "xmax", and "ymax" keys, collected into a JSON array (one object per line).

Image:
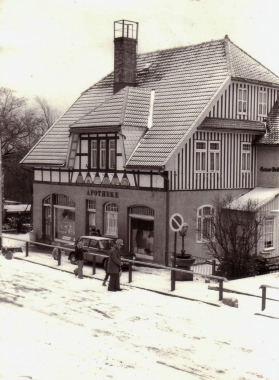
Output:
[{"xmin": 66, "ymin": 236, "xmax": 135, "ymax": 267}]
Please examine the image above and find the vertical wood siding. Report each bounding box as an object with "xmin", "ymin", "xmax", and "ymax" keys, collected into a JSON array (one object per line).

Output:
[
  {"xmin": 208, "ymin": 82, "xmax": 278, "ymax": 121},
  {"xmin": 172, "ymin": 131, "xmax": 256, "ymax": 190}
]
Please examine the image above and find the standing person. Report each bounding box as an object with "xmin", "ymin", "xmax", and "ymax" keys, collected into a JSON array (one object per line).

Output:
[
  {"xmin": 107, "ymin": 239, "xmax": 123, "ymax": 291},
  {"xmin": 96, "ymin": 229, "xmax": 102, "ymax": 237},
  {"xmin": 74, "ymin": 240, "xmax": 84, "ymax": 279},
  {"xmin": 90, "ymin": 228, "xmax": 98, "ymax": 236}
]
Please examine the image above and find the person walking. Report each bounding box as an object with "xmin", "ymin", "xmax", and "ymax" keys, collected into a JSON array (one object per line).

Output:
[
  {"xmin": 74, "ymin": 240, "xmax": 84, "ymax": 279},
  {"xmin": 107, "ymin": 239, "xmax": 123, "ymax": 291}
]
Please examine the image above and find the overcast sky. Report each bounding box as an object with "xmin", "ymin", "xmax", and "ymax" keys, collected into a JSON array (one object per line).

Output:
[{"xmin": 1, "ymin": 0, "xmax": 279, "ymax": 113}]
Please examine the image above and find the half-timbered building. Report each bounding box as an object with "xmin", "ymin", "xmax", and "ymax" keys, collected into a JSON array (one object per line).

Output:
[{"xmin": 21, "ymin": 20, "xmax": 279, "ymax": 264}]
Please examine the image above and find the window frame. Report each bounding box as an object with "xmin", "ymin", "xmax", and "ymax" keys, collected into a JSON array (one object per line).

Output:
[
  {"xmin": 196, "ymin": 205, "xmax": 214, "ymax": 243},
  {"xmin": 209, "ymin": 141, "xmax": 220, "ymax": 172},
  {"xmin": 263, "ymin": 218, "xmax": 275, "ymax": 250},
  {"xmin": 258, "ymin": 87, "xmax": 267, "ymax": 117},
  {"xmin": 89, "ymin": 135, "xmax": 117, "ymax": 171},
  {"xmin": 104, "ymin": 202, "xmax": 118, "ymax": 237},
  {"xmin": 241, "ymin": 142, "xmax": 252, "ymax": 173},
  {"xmin": 195, "ymin": 141, "xmax": 207, "ymax": 173},
  {"xmin": 238, "ymin": 86, "xmax": 248, "ymax": 115}
]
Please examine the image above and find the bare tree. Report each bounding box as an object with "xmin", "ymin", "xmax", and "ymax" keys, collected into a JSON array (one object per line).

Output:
[
  {"xmin": 35, "ymin": 96, "xmax": 60, "ymax": 131},
  {"xmin": 197, "ymin": 195, "xmax": 266, "ymax": 280}
]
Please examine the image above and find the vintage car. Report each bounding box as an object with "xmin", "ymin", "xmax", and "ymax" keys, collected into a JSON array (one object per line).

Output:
[{"xmin": 66, "ymin": 236, "xmax": 134, "ymax": 267}]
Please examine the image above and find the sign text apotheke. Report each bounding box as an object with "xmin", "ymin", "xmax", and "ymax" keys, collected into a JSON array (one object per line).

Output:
[
  {"xmin": 86, "ymin": 190, "xmax": 119, "ymax": 198},
  {"xmin": 260, "ymin": 167, "xmax": 279, "ymax": 172}
]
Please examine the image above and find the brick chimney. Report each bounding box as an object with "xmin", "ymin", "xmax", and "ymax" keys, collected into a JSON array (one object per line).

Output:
[{"xmin": 114, "ymin": 20, "xmax": 138, "ymax": 94}]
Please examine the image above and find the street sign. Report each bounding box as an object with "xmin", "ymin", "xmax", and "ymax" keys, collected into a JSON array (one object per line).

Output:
[{"xmin": 169, "ymin": 213, "xmax": 184, "ymax": 232}]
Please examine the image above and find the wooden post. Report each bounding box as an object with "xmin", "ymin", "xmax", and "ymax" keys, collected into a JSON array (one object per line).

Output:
[
  {"xmin": 58, "ymin": 248, "xmax": 61, "ymax": 266},
  {"xmin": 212, "ymin": 260, "xmax": 216, "ymax": 275},
  {"xmin": 261, "ymin": 286, "xmax": 266, "ymax": 311},
  {"xmin": 171, "ymin": 232, "xmax": 177, "ymax": 291},
  {"xmin": 92, "ymin": 255, "xmax": 96, "ymax": 275},
  {"xmin": 218, "ymin": 279, "xmax": 223, "ymax": 301},
  {"xmin": 128, "ymin": 261, "xmax": 132, "ymax": 283},
  {"xmin": 0, "ymin": 236, "xmax": 2, "ymax": 250},
  {"xmin": 25, "ymin": 242, "xmax": 29, "ymax": 257}
]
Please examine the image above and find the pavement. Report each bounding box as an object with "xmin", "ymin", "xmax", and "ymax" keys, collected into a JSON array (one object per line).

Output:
[{"xmin": 2, "ymin": 233, "xmax": 279, "ymax": 319}]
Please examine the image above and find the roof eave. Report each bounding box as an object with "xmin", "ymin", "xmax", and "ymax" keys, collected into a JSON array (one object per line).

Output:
[{"xmin": 231, "ymin": 76, "xmax": 279, "ymax": 89}]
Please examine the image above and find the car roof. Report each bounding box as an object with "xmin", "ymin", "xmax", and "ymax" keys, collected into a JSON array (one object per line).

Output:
[{"xmin": 80, "ymin": 236, "xmax": 114, "ymax": 241}]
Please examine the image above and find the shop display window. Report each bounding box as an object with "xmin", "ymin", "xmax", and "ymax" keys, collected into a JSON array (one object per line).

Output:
[{"xmin": 54, "ymin": 207, "xmax": 75, "ymax": 242}]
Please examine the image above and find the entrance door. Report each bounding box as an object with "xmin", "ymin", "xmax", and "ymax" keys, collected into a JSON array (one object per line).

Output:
[
  {"xmin": 129, "ymin": 206, "xmax": 154, "ymax": 259},
  {"xmin": 43, "ymin": 205, "xmax": 51, "ymax": 240}
]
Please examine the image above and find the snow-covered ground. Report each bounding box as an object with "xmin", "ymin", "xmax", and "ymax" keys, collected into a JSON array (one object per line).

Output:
[{"xmin": 1, "ymin": 233, "xmax": 279, "ymax": 379}]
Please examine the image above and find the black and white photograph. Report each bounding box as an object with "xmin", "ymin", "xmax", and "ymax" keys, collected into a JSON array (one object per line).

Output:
[{"xmin": 1, "ymin": 0, "xmax": 279, "ymax": 379}]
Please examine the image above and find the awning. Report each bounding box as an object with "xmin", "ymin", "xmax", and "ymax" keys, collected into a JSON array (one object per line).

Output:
[{"xmin": 226, "ymin": 187, "xmax": 279, "ymax": 210}]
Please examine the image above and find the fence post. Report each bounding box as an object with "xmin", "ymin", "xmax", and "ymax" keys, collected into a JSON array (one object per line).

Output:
[
  {"xmin": 58, "ymin": 248, "xmax": 61, "ymax": 266},
  {"xmin": 218, "ymin": 279, "xmax": 223, "ymax": 301},
  {"xmin": 0, "ymin": 236, "xmax": 2, "ymax": 249},
  {"xmin": 261, "ymin": 286, "xmax": 266, "ymax": 311},
  {"xmin": 212, "ymin": 260, "xmax": 216, "ymax": 275},
  {"xmin": 128, "ymin": 262, "xmax": 132, "ymax": 283},
  {"xmin": 25, "ymin": 242, "xmax": 29, "ymax": 257},
  {"xmin": 171, "ymin": 253, "xmax": 176, "ymax": 291},
  {"xmin": 92, "ymin": 255, "xmax": 96, "ymax": 275}
]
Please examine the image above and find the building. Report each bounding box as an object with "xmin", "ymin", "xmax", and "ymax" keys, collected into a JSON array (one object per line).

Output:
[{"xmin": 21, "ymin": 20, "xmax": 279, "ymax": 264}]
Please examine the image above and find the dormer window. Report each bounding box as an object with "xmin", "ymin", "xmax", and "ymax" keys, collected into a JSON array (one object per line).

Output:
[
  {"xmin": 238, "ymin": 86, "xmax": 247, "ymax": 115},
  {"xmin": 258, "ymin": 87, "xmax": 267, "ymax": 116},
  {"xmin": 89, "ymin": 135, "xmax": 116, "ymax": 170}
]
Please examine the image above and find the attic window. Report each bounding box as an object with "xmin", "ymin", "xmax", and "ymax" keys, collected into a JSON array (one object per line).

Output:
[{"xmin": 138, "ymin": 63, "xmax": 153, "ymax": 75}]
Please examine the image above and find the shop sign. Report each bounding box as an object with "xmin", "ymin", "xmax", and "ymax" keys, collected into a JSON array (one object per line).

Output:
[
  {"xmin": 260, "ymin": 167, "xmax": 279, "ymax": 172},
  {"xmin": 86, "ymin": 190, "xmax": 119, "ymax": 198},
  {"xmin": 169, "ymin": 213, "xmax": 184, "ymax": 232}
]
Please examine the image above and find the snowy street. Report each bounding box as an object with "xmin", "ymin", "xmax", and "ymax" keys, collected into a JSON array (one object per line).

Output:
[{"xmin": 0, "ymin": 244, "xmax": 279, "ymax": 379}]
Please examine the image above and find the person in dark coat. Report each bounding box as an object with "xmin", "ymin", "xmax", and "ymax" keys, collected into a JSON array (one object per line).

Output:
[
  {"xmin": 74, "ymin": 240, "xmax": 84, "ymax": 279},
  {"xmin": 96, "ymin": 229, "xmax": 102, "ymax": 237},
  {"xmin": 90, "ymin": 228, "xmax": 98, "ymax": 236},
  {"xmin": 107, "ymin": 239, "xmax": 123, "ymax": 291}
]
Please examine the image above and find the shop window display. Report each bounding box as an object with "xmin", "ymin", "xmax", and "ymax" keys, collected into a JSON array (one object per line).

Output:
[
  {"xmin": 131, "ymin": 218, "xmax": 154, "ymax": 256},
  {"xmin": 54, "ymin": 208, "xmax": 75, "ymax": 242}
]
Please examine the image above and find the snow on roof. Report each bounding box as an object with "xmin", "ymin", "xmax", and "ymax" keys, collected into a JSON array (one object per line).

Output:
[{"xmin": 227, "ymin": 187, "xmax": 279, "ymax": 210}]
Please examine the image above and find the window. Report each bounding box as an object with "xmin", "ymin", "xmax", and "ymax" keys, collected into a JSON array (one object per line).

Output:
[
  {"xmin": 90, "ymin": 137, "xmax": 116, "ymax": 170},
  {"xmin": 87, "ymin": 200, "xmax": 96, "ymax": 233},
  {"xmin": 91, "ymin": 141, "xmax": 97, "ymax": 169},
  {"xmin": 258, "ymin": 88, "xmax": 267, "ymax": 116},
  {"xmin": 109, "ymin": 140, "xmax": 116, "ymax": 169},
  {"xmin": 100, "ymin": 140, "xmax": 106, "ymax": 169},
  {"xmin": 197, "ymin": 205, "xmax": 214, "ymax": 242},
  {"xmin": 238, "ymin": 87, "xmax": 247, "ymax": 115},
  {"xmin": 264, "ymin": 218, "xmax": 274, "ymax": 249},
  {"xmin": 241, "ymin": 143, "xmax": 251, "ymax": 172},
  {"xmin": 209, "ymin": 142, "xmax": 220, "ymax": 172},
  {"xmin": 54, "ymin": 195, "xmax": 76, "ymax": 243},
  {"xmin": 104, "ymin": 203, "xmax": 118, "ymax": 237},
  {"xmin": 195, "ymin": 141, "xmax": 206, "ymax": 172}
]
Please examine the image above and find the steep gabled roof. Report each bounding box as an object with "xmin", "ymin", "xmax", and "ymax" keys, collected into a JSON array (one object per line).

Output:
[{"xmin": 21, "ymin": 36, "xmax": 279, "ymax": 167}]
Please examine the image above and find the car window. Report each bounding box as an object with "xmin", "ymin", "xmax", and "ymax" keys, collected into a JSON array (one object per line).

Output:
[
  {"xmin": 82, "ymin": 238, "xmax": 90, "ymax": 248},
  {"xmin": 100, "ymin": 240, "xmax": 114, "ymax": 250},
  {"xmin": 89, "ymin": 240, "xmax": 98, "ymax": 248}
]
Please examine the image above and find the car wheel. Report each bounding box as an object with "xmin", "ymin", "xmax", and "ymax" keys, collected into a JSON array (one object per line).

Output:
[{"xmin": 69, "ymin": 253, "xmax": 77, "ymax": 265}]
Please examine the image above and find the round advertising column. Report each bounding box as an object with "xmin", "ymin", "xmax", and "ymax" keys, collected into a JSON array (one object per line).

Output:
[{"xmin": 172, "ymin": 254, "xmax": 195, "ymax": 281}]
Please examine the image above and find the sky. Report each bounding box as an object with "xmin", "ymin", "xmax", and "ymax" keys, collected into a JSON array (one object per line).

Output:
[
  {"xmin": 1, "ymin": 232, "xmax": 279, "ymax": 379},
  {"xmin": 1, "ymin": 0, "xmax": 279, "ymax": 113}
]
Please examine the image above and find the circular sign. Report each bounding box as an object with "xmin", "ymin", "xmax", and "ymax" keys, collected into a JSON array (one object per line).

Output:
[{"xmin": 169, "ymin": 213, "xmax": 184, "ymax": 232}]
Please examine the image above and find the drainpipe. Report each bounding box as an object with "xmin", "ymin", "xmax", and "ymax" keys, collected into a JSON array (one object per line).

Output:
[{"xmin": 158, "ymin": 169, "xmax": 169, "ymax": 266}]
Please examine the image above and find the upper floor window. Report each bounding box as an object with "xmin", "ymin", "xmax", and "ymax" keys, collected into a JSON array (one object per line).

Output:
[
  {"xmin": 241, "ymin": 142, "xmax": 251, "ymax": 172},
  {"xmin": 90, "ymin": 137, "xmax": 116, "ymax": 170},
  {"xmin": 197, "ymin": 205, "xmax": 214, "ymax": 243},
  {"xmin": 209, "ymin": 142, "xmax": 220, "ymax": 172},
  {"xmin": 195, "ymin": 141, "xmax": 220, "ymax": 173},
  {"xmin": 238, "ymin": 87, "xmax": 247, "ymax": 115},
  {"xmin": 258, "ymin": 88, "xmax": 267, "ymax": 116},
  {"xmin": 195, "ymin": 141, "xmax": 206, "ymax": 172}
]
